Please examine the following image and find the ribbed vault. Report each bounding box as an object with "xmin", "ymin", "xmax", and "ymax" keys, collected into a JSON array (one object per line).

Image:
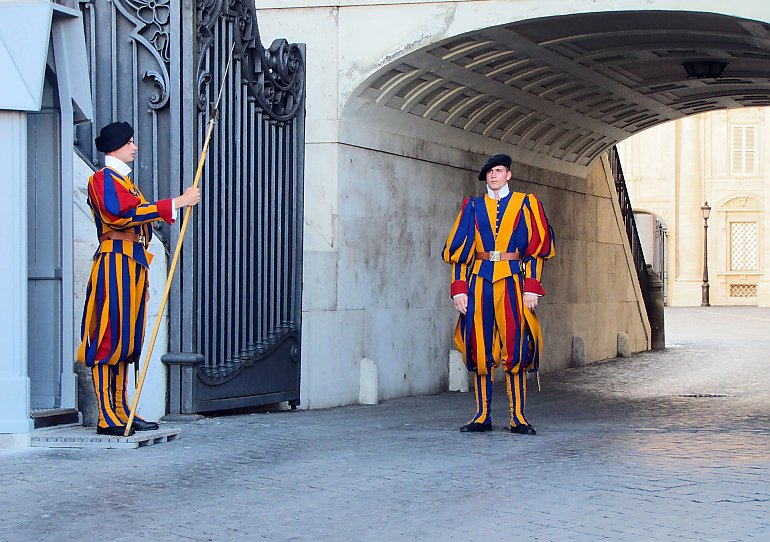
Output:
[{"xmin": 352, "ymin": 10, "xmax": 770, "ymax": 167}]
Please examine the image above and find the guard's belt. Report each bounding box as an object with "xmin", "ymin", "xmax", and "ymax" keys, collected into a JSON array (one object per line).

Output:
[
  {"xmin": 100, "ymin": 231, "xmax": 145, "ymax": 247},
  {"xmin": 475, "ymin": 251, "xmax": 519, "ymax": 262}
]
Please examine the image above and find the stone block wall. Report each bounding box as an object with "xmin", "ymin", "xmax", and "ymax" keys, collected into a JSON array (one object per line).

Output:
[{"xmin": 299, "ymin": 137, "xmax": 650, "ymax": 408}]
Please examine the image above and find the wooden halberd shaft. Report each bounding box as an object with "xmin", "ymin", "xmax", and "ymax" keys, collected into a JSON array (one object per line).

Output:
[{"xmin": 124, "ymin": 44, "xmax": 235, "ymax": 437}]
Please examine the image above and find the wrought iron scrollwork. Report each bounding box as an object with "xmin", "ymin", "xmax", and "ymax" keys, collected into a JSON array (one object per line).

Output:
[
  {"xmin": 143, "ymin": 70, "xmax": 169, "ymax": 109},
  {"xmin": 194, "ymin": 0, "xmax": 222, "ymax": 111},
  {"xmin": 128, "ymin": 0, "xmax": 171, "ymax": 62},
  {"xmin": 104, "ymin": 0, "xmax": 172, "ymax": 110},
  {"xmin": 195, "ymin": 0, "xmax": 305, "ymax": 121}
]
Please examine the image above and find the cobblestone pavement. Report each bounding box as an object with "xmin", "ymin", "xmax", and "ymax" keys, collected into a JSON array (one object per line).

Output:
[{"xmin": 1, "ymin": 307, "xmax": 768, "ymax": 542}]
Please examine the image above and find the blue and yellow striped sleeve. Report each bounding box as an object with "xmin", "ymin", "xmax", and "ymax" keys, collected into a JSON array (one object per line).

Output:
[
  {"xmin": 522, "ymin": 194, "xmax": 556, "ymax": 295},
  {"xmin": 89, "ymin": 169, "xmax": 174, "ymax": 229},
  {"xmin": 442, "ymin": 197, "xmax": 475, "ymax": 297}
]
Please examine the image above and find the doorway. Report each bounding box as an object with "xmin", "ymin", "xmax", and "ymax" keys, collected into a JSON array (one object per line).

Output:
[
  {"xmin": 635, "ymin": 212, "xmax": 668, "ymax": 305},
  {"xmin": 27, "ymin": 73, "xmax": 63, "ymax": 411}
]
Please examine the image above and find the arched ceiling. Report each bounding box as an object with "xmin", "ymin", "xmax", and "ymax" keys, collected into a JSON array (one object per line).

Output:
[{"xmin": 352, "ymin": 11, "xmax": 770, "ymax": 168}]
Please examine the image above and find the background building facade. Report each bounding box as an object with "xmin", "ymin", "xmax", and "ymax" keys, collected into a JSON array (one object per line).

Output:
[{"xmin": 618, "ymin": 108, "xmax": 770, "ymax": 307}]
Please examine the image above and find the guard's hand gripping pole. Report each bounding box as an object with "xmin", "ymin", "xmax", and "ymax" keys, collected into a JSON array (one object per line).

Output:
[{"xmin": 124, "ymin": 43, "xmax": 236, "ymax": 437}]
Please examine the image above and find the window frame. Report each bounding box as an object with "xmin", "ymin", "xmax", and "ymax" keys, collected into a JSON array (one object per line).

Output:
[
  {"xmin": 730, "ymin": 124, "xmax": 759, "ymax": 176},
  {"xmin": 728, "ymin": 219, "xmax": 759, "ymax": 272}
]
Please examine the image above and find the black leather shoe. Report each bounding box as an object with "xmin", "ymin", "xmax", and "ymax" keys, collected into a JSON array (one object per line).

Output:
[
  {"xmin": 130, "ymin": 418, "xmax": 159, "ymax": 431},
  {"xmin": 460, "ymin": 422, "xmax": 493, "ymax": 433},
  {"xmin": 510, "ymin": 424, "xmax": 536, "ymax": 435},
  {"xmin": 96, "ymin": 425, "xmax": 135, "ymax": 437}
]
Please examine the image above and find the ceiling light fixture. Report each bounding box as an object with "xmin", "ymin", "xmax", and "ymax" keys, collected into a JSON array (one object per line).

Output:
[{"xmin": 683, "ymin": 60, "xmax": 728, "ymax": 79}]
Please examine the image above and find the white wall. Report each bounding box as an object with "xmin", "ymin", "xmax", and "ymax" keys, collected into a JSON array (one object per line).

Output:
[
  {"xmin": 0, "ymin": 111, "xmax": 32, "ymax": 447},
  {"xmin": 300, "ymin": 137, "xmax": 649, "ymax": 409},
  {"xmin": 301, "ymin": 146, "xmax": 465, "ymax": 407}
]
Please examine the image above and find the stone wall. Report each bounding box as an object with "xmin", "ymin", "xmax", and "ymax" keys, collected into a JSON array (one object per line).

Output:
[
  {"xmin": 0, "ymin": 111, "xmax": 33, "ymax": 446},
  {"xmin": 299, "ymin": 136, "xmax": 650, "ymax": 408}
]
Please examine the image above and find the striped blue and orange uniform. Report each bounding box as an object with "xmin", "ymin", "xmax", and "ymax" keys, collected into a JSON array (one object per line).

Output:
[
  {"xmin": 77, "ymin": 166, "xmax": 174, "ymax": 428},
  {"xmin": 442, "ymin": 191, "xmax": 555, "ymax": 428}
]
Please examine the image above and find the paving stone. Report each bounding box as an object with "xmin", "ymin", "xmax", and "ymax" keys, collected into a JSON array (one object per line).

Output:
[{"xmin": 0, "ymin": 307, "xmax": 768, "ymax": 541}]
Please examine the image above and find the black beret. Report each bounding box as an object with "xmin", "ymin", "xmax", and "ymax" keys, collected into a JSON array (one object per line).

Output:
[
  {"xmin": 95, "ymin": 121, "xmax": 134, "ymax": 153},
  {"xmin": 478, "ymin": 153, "xmax": 512, "ymax": 181}
]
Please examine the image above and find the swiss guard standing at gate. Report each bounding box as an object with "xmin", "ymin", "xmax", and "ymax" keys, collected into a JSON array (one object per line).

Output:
[
  {"xmin": 442, "ymin": 153, "xmax": 555, "ymax": 435},
  {"xmin": 77, "ymin": 121, "xmax": 200, "ymax": 436}
]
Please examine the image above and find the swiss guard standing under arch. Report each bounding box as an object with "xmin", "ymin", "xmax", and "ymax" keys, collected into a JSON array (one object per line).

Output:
[
  {"xmin": 77, "ymin": 121, "xmax": 200, "ymax": 436},
  {"xmin": 443, "ymin": 153, "xmax": 555, "ymax": 435}
]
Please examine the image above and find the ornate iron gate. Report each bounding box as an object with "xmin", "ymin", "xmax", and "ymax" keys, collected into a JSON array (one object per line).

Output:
[
  {"xmin": 76, "ymin": 0, "xmax": 305, "ymax": 415},
  {"xmin": 187, "ymin": 0, "xmax": 305, "ymax": 412}
]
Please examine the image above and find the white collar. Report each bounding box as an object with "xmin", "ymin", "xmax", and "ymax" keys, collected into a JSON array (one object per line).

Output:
[
  {"xmin": 487, "ymin": 183, "xmax": 510, "ymax": 200},
  {"xmin": 105, "ymin": 155, "xmax": 132, "ymax": 177}
]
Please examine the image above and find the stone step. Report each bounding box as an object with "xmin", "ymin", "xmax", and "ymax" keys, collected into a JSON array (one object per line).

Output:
[
  {"xmin": 30, "ymin": 408, "xmax": 81, "ymax": 429},
  {"xmin": 31, "ymin": 425, "xmax": 181, "ymax": 449}
]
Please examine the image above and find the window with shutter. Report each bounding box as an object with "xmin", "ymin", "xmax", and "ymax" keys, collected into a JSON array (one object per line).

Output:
[
  {"xmin": 745, "ymin": 126, "xmax": 756, "ymax": 173},
  {"xmin": 731, "ymin": 125, "xmax": 758, "ymax": 175}
]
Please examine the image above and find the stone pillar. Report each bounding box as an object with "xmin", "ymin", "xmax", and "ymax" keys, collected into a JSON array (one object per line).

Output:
[
  {"xmin": 571, "ymin": 336, "xmax": 586, "ymax": 368},
  {"xmin": 674, "ymin": 116, "xmax": 704, "ymax": 304},
  {"xmin": 359, "ymin": 358, "xmax": 379, "ymax": 405},
  {"xmin": 0, "ymin": 112, "xmax": 32, "ymax": 447},
  {"xmin": 448, "ymin": 349, "xmax": 468, "ymax": 392},
  {"xmin": 161, "ymin": 353, "xmax": 205, "ymax": 421},
  {"xmin": 761, "ymin": 110, "xmax": 770, "ymax": 307},
  {"xmin": 647, "ymin": 265, "xmax": 666, "ymax": 350}
]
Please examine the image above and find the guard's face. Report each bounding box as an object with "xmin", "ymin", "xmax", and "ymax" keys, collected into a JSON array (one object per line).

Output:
[
  {"xmin": 111, "ymin": 138, "xmax": 137, "ymax": 164},
  {"xmin": 485, "ymin": 165, "xmax": 512, "ymax": 191}
]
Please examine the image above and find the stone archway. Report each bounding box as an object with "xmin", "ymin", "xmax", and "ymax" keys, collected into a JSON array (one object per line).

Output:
[
  {"xmin": 254, "ymin": 3, "xmax": 770, "ymax": 408},
  {"xmin": 342, "ymin": 9, "xmax": 770, "ymax": 176}
]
